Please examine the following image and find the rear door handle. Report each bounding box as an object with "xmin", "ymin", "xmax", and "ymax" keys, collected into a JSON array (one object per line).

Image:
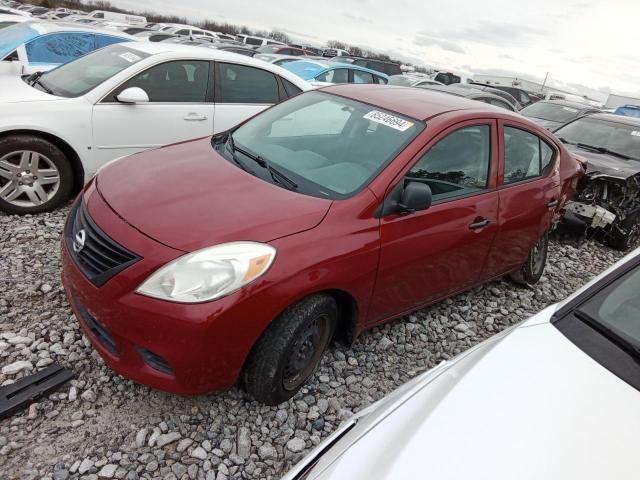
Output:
[
  {"xmin": 468, "ymin": 219, "xmax": 491, "ymax": 230},
  {"xmin": 184, "ymin": 113, "xmax": 207, "ymax": 121},
  {"xmin": 547, "ymin": 199, "xmax": 559, "ymax": 208}
]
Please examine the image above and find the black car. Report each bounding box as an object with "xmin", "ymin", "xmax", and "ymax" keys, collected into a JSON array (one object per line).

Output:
[
  {"xmin": 415, "ymin": 84, "xmax": 517, "ymax": 111},
  {"xmin": 556, "ymin": 114, "xmax": 640, "ymax": 250},
  {"xmin": 520, "ymin": 100, "xmax": 601, "ymax": 131},
  {"xmin": 328, "ymin": 56, "xmax": 402, "ymax": 76}
]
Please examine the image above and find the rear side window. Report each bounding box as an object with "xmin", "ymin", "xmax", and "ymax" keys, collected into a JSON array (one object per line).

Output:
[
  {"xmin": 407, "ymin": 125, "xmax": 491, "ymax": 202},
  {"xmin": 112, "ymin": 60, "xmax": 209, "ymax": 102},
  {"xmin": 503, "ymin": 127, "xmax": 555, "ymax": 184},
  {"xmin": 176, "ymin": 29, "xmax": 190, "ymax": 35},
  {"xmin": 281, "ymin": 78, "xmax": 302, "ymax": 98},
  {"xmin": 26, "ymin": 33, "xmax": 95, "ymax": 64},
  {"xmin": 217, "ymin": 63, "xmax": 279, "ymax": 103}
]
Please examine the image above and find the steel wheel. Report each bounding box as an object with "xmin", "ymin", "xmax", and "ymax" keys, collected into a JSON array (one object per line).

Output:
[
  {"xmin": 0, "ymin": 150, "xmax": 61, "ymax": 208},
  {"xmin": 530, "ymin": 235, "xmax": 546, "ymax": 276},
  {"xmin": 282, "ymin": 313, "xmax": 332, "ymax": 392}
]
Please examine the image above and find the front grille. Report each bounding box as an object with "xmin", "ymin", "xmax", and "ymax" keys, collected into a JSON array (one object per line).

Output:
[
  {"xmin": 73, "ymin": 295, "xmax": 118, "ymax": 355},
  {"xmin": 136, "ymin": 347, "xmax": 174, "ymax": 375},
  {"xmin": 65, "ymin": 198, "xmax": 140, "ymax": 287}
]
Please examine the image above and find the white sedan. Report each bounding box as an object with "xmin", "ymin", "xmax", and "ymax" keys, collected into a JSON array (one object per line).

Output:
[
  {"xmin": 284, "ymin": 247, "xmax": 640, "ymax": 480},
  {"xmin": 0, "ymin": 42, "xmax": 311, "ymax": 214}
]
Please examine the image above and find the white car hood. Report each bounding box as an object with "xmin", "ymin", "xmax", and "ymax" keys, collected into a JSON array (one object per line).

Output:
[
  {"xmin": 308, "ymin": 309, "xmax": 640, "ymax": 480},
  {"xmin": 0, "ymin": 74, "xmax": 63, "ymax": 103}
]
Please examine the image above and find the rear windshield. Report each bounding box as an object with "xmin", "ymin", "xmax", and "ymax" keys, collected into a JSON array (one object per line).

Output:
[
  {"xmin": 522, "ymin": 102, "xmax": 581, "ymax": 123},
  {"xmin": 36, "ymin": 44, "xmax": 149, "ymax": 98}
]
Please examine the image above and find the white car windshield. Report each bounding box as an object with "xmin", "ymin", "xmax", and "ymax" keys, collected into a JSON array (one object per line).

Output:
[{"xmin": 34, "ymin": 45, "xmax": 149, "ymax": 98}]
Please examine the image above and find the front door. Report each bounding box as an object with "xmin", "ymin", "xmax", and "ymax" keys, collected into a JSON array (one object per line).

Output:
[
  {"xmin": 91, "ymin": 60, "xmax": 214, "ymax": 168},
  {"xmin": 369, "ymin": 121, "xmax": 500, "ymax": 324},
  {"xmin": 482, "ymin": 123, "xmax": 561, "ymax": 278}
]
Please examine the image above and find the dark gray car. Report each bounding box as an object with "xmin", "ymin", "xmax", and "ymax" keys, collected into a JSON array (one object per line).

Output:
[{"xmin": 415, "ymin": 84, "xmax": 517, "ymax": 111}]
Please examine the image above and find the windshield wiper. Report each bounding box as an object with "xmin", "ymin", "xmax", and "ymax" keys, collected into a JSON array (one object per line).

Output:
[
  {"xmin": 27, "ymin": 71, "xmax": 53, "ymax": 95},
  {"xmin": 576, "ymin": 143, "xmax": 631, "ymax": 160},
  {"xmin": 574, "ymin": 308, "xmax": 640, "ymax": 360},
  {"xmin": 229, "ymin": 136, "xmax": 298, "ymax": 191},
  {"xmin": 557, "ymin": 137, "xmax": 575, "ymax": 145},
  {"xmin": 226, "ymin": 134, "xmax": 254, "ymax": 174}
]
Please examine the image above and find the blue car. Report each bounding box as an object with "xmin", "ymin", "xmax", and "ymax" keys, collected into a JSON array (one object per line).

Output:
[
  {"xmin": 614, "ymin": 105, "xmax": 640, "ymax": 118},
  {"xmin": 0, "ymin": 21, "xmax": 135, "ymax": 76},
  {"xmin": 281, "ymin": 59, "xmax": 388, "ymax": 85}
]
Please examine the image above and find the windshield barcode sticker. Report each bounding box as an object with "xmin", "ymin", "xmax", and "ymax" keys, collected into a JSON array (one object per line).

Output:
[
  {"xmin": 631, "ymin": 131, "xmax": 640, "ymax": 137},
  {"xmin": 119, "ymin": 52, "xmax": 141, "ymax": 63},
  {"xmin": 364, "ymin": 110, "xmax": 414, "ymax": 131},
  {"xmin": 562, "ymin": 107, "xmax": 578, "ymax": 113}
]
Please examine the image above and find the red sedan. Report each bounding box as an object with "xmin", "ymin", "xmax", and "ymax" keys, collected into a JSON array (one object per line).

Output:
[{"xmin": 61, "ymin": 85, "xmax": 584, "ymax": 404}]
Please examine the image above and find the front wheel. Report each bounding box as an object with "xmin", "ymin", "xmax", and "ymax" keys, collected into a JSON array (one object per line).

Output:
[
  {"xmin": 0, "ymin": 135, "xmax": 73, "ymax": 215},
  {"xmin": 509, "ymin": 232, "xmax": 549, "ymax": 286},
  {"xmin": 242, "ymin": 294, "xmax": 337, "ymax": 405}
]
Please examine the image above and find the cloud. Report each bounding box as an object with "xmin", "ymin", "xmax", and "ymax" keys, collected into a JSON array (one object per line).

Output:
[
  {"xmin": 414, "ymin": 33, "xmax": 466, "ymax": 54},
  {"xmin": 437, "ymin": 21, "xmax": 548, "ymax": 47},
  {"xmin": 342, "ymin": 12, "xmax": 374, "ymax": 24}
]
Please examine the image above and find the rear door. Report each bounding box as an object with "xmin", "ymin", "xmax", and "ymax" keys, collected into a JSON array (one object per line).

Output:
[
  {"xmin": 213, "ymin": 62, "xmax": 282, "ymax": 133},
  {"xmin": 91, "ymin": 59, "xmax": 213, "ymax": 165},
  {"xmin": 482, "ymin": 121, "xmax": 561, "ymax": 278},
  {"xmin": 369, "ymin": 120, "xmax": 500, "ymax": 324}
]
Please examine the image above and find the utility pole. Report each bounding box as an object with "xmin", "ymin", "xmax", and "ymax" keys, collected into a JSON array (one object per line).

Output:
[{"xmin": 541, "ymin": 72, "xmax": 549, "ymax": 93}]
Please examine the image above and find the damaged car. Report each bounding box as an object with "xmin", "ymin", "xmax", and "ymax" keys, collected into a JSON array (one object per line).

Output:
[{"xmin": 555, "ymin": 113, "xmax": 640, "ymax": 250}]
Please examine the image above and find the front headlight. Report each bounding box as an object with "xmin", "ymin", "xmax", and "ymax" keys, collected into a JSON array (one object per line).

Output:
[{"xmin": 136, "ymin": 242, "xmax": 276, "ymax": 303}]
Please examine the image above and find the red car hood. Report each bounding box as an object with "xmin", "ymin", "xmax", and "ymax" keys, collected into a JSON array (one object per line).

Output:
[{"xmin": 96, "ymin": 138, "xmax": 332, "ymax": 252}]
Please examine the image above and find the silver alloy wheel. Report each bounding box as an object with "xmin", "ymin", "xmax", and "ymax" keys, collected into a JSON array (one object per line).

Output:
[{"xmin": 0, "ymin": 150, "xmax": 60, "ymax": 207}]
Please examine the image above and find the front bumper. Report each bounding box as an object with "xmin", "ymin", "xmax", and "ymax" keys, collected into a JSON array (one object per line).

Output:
[{"xmin": 60, "ymin": 184, "xmax": 280, "ymax": 395}]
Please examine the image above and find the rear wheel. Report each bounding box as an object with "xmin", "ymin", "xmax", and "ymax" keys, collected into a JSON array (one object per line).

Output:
[
  {"xmin": 510, "ymin": 232, "xmax": 549, "ymax": 286},
  {"xmin": 0, "ymin": 135, "xmax": 73, "ymax": 215},
  {"xmin": 243, "ymin": 294, "xmax": 337, "ymax": 405}
]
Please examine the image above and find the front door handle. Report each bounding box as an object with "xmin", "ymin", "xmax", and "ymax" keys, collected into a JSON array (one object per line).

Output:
[
  {"xmin": 547, "ymin": 199, "xmax": 559, "ymax": 209},
  {"xmin": 469, "ymin": 218, "xmax": 491, "ymax": 230},
  {"xmin": 184, "ymin": 113, "xmax": 207, "ymax": 121}
]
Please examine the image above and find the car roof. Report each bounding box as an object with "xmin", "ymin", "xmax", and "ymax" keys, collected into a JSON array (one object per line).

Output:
[
  {"xmin": 321, "ymin": 84, "xmax": 521, "ymax": 121},
  {"xmin": 21, "ymin": 19, "xmax": 137, "ymax": 37},
  {"xmin": 587, "ymin": 113, "xmax": 640, "ymax": 126},
  {"xmin": 284, "ymin": 59, "xmax": 389, "ymax": 80}
]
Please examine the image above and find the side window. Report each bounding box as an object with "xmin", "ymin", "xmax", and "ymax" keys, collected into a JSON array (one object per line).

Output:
[
  {"xmin": 95, "ymin": 35, "xmax": 126, "ymax": 49},
  {"xmin": 217, "ymin": 63, "xmax": 279, "ymax": 103},
  {"xmin": 93, "ymin": 12, "xmax": 104, "ymax": 18},
  {"xmin": 25, "ymin": 33, "xmax": 95, "ymax": 64},
  {"xmin": 176, "ymin": 29, "xmax": 190, "ymax": 35},
  {"xmin": 503, "ymin": 127, "xmax": 555, "ymax": 184},
  {"xmin": 353, "ymin": 70, "xmax": 374, "ymax": 84},
  {"xmin": 281, "ymin": 78, "xmax": 302, "ymax": 98},
  {"xmin": 316, "ymin": 68, "xmax": 348, "ymax": 83},
  {"xmin": 111, "ymin": 60, "xmax": 209, "ymax": 102},
  {"xmin": 488, "ymin": 98, "xmax": 513, "ymax": 111},
  {"xmin": 279, "ymin": 48, "xmax": 292, "ymax": 55},
  {"xmin": 406, "ymin": 125, "xmax": 491, "ymax": 202},
  {"xmin": 374, "ymin": 75, "xmax": 387, "ymax": 85}
]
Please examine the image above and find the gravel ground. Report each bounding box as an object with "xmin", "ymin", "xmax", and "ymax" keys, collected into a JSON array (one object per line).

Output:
[{"xmin": 0, "ymin": 205, "xmax": 627, "ymax": 480}]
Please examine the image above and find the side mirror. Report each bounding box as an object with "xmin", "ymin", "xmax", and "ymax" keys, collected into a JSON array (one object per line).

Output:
[
  {"xmin": 398, "ymin": 181, "xmax": 432, "ymax": 213},
  {"xmin": 116, "ymin": 87, "xmax": 149, "ymax": 104}
]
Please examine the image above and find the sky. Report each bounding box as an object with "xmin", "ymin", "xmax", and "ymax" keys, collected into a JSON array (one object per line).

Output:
[{"xmin": 110, "ymin": 0, "xmax": 640, "ymax": 101}]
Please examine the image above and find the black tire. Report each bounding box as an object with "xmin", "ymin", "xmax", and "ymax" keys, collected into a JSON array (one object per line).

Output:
[
  {"xmin": 605, "ymin": 213, "xmax": 640, "ymax": 251},
  {"xmin": 0, "ymin": 135, "xmax": 73, "ymax": 215},
  {"xmin": 243, "ymin": 294, "xmax": 337, "ymax": 405},
  {"xmin": 510, "ymin": 232, "xmax": 549, "ymax": 286}
]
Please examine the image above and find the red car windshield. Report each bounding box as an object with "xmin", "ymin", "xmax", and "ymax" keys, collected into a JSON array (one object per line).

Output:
[{"xmin": 228, "ymin": 91, "xmax": 424, "ymax": 199}]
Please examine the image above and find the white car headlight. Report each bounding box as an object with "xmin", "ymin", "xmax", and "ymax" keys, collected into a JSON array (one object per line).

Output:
[{"xmin": 136, "ymin": 242, "xmax": 276, "ymax": 303}]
